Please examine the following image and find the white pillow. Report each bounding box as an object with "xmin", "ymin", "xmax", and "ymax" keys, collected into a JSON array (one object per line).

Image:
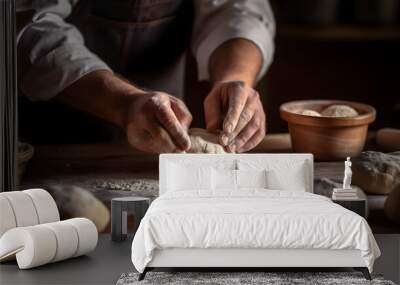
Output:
[
  {"xmin": 267, "ymin": 162, "xmax": 306, "ymax": 191},
  {"xmin": 237, "ymin": 159, "xmax": 307, "ymax": 192},
  {"xmin": 212, "ymin": 168, "xmax": 237, "ymax": 190},
  {"xmin": 167, "ymin": 163, "xmax": 212, "ymax": 192},
  {"xmin": 236, "ymin": 169, "xmax": 268, "ymax": 189}
]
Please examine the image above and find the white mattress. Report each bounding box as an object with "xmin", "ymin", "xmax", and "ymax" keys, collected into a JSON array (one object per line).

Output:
[
  {"xmin": 148, "ymin": 248, "xmax": 365, "ymax": 267},
  {"xmin": 131, "ymin": 190, "xmax": 380, "ymax": 273}
]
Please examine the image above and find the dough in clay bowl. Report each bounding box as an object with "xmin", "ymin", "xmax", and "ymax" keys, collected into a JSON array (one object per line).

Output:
[
  {"xmin": 299, "ymin": 109, "xmax": 321, "ymax": 117},
  {"xmin": 321, "ymin": 104, "xmax": 359, "ymax": 117},
  {"xmin": 352, "ymin": 151, "xmax": 400, "ymax": 194},
  {"xmin": 188, "ymin": 128, "xmax": 226, "ymax": 154}
]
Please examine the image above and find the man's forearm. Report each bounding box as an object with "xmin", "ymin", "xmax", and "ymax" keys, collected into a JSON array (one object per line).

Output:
[
  {"xmin": 57, "ymin": 70, "xmax": 192, "ymax": 153},
  {"xmin": 57, "ymin": 70, "xmax": 143, "ymax": 128},
  {"xmin": 209, "ymin": 39, "xmax": 263, "ymax": 87}
]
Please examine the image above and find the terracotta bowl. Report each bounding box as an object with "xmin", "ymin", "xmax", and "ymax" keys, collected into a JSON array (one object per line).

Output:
[{"xmin": 280, "ymin": 100, "xmax": 376, "ymax": 161}]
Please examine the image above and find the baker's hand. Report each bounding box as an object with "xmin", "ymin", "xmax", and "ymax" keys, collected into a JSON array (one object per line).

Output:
[
  {"xmin": 204, "ymin": 81, "xmax": 266, "ymax": 153},
  {"xmin": 126, "ymin": 92, "xmax": 192, "ymax": 153}
]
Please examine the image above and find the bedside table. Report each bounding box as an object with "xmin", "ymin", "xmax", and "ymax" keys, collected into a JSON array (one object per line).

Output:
[
  {"xmin": 332, "ymin": 188, "xmax": 368, "ymax": 218},
  {"xmin": 333, "ymin": 199, "xmax": 367, "ymax": 218},
  {"xmin": 111, "ymin": 197, "xmax": 151, "ymax": 242}
]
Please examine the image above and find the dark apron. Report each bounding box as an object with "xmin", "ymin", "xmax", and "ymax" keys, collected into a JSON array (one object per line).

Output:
[
  {"xmin": 20, "ymin": 0, "xmax": 194, "ymax": 144},
  {"xmin": 68, "ymin": 0, "xmax": 193, "ymax": 97}
]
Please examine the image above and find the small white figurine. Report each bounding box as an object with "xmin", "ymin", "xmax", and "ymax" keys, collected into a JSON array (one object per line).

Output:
[{"xmin": 342, "ymin": 157, "xmax": 352, "ymax": 189}]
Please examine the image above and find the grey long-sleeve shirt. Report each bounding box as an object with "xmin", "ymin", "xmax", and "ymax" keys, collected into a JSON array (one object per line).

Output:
[{"xmin": 17, "ymin": 0, "xmax": 275, "ymax": 101}]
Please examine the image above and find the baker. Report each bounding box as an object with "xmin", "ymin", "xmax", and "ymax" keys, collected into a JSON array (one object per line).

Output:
[{"xmin": 17, "ymin": 0, "xmax": 275, "ymax": 153}]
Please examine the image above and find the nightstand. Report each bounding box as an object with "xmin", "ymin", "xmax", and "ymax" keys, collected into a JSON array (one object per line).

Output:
[
  {"xmin": 111, "ymin": 197, "xmax": 151, "ymax": 242},
  {"xmin": 332, "ymin": 188, "xmax": 368, "ymax": 218}
]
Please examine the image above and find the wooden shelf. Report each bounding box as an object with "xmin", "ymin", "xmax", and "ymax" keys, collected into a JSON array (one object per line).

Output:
[{"xmin": 278, "ymin": 25, "xmax": 400, "ymax": 41}]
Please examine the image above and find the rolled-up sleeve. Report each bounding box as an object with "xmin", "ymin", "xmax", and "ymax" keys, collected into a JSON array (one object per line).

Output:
[
  {"xmin": 192, "ymin": 0, "xmax": 275, "ymax": 82},
  {"xmin": 17, "ymin": 0, "xmax": 111, "ymax": 101}
]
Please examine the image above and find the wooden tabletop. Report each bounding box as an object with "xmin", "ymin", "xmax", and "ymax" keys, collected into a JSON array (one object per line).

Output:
[
  {"xmin": 20, "ymin": 133, "xmax": 343, "ymax": 180},
  {"xmin": 18, "ymin": 135, "xmax": 398, "ymax": 234}
]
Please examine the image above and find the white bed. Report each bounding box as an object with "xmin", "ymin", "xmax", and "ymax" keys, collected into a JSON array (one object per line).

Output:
[{"xmin": 131, "ymin": 154, "xmax": 380, "ymax": 280}]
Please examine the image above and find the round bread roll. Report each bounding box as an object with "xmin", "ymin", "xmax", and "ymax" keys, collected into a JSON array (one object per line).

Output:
[
  {"xmin": 352, "ymin": 151, "xmax": 400, "ymax": 195},
  {"xmin": 321, "ymin": 104, "xmax": 359, "ymax": 117},
  {"xmin": 300, "ymin": 109, "xmax": 321, "ymax": 117},
  {"xmin": 46, "ymin": 185, "xmax": 110, "ymax": 232}
]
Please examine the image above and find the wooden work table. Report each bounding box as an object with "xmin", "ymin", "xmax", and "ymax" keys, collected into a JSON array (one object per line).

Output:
[
  {"xmin": 20, "ymin": 133, "xmax": 343, "ymax": 179},
  {"xmin": 19, "ymin": 134, "xmax": 399, "ymax": 234}
]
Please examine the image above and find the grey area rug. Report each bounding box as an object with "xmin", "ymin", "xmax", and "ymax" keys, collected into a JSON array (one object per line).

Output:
[{"xmin": 116, "ymin": 272, "xmax": 395, "ymax": 285}]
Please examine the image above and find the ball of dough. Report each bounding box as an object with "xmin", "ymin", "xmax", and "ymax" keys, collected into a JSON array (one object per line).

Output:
[
  {"xmin": 46, "ymin": 185, "xmax": 110, "ymax": 232},
  {"xmin": 188, "ymin": 128, "xmax": 226, "ymax": 154},
  {"xmin": 300, "ymin": 109, "xmax": 321, "ymax": 117},
  {"xmin": 321, "ymin": 105, "xmax": 359, "ymax": 117},
  {"xmin": 352, "ymin": 151, "xmax": 400, "ymax": 195}
]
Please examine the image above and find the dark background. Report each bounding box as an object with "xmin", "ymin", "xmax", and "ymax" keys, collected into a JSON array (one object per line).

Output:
[{"xmin": 19, "ymin": 0, "xmax": 400, "ymax": 144}]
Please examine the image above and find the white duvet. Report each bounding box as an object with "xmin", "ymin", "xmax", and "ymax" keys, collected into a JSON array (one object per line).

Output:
[{"xmin": 131, "ymin": 190, "xmax": 380, "ymax": 273}]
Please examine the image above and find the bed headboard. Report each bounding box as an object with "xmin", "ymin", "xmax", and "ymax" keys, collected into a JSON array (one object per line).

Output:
[{"xmin": 159, "ymin": 154, "xmax": 314, "ymax": 195}]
